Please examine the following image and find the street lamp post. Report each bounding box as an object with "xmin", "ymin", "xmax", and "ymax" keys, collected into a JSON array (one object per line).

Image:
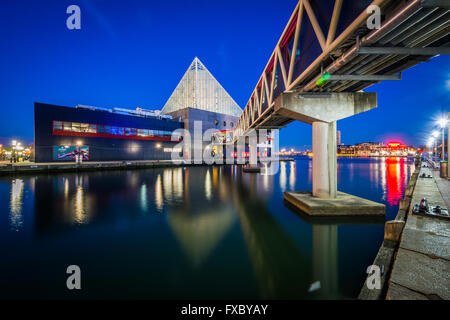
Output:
[
  {"xmin": 432, "ymin": 131, "xmax": 439, "ymax": 161},
  {"xmin": 438, "ymin": 117, "xmax": 447, "ymax": 162}
]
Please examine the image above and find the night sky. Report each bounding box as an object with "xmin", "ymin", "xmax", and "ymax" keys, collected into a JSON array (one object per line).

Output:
[{"xmin": 0, "ymin": 0, "xmax": 449, "ymax": 149}]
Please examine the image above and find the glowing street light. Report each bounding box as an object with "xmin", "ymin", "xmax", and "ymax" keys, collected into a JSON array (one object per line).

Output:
[
  {"xmin": 437, "ymin": 117, "xmax": 448, "ymax": 161},
  {"xmin": 438, "ymin": 118, "xmax": 448, "ymax": 128}
]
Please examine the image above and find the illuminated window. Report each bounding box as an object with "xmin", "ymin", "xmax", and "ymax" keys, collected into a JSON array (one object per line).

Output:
[
  {"xmin": 54, "ymin": 121, "xmax": 63, "ymax": 130},
  {"xmin": 80, "ymin": 123, "xmax": 89, "ymax": 133},
  {"xmin": 72, "ymin": 123, "xmax": 81, "ymax": 132},
  {"xmin": 52, "ymin": 120, "xmax": 181, "ymax": 142}
]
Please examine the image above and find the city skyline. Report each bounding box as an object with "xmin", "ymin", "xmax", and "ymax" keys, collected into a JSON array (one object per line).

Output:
[{"xmin": 0, "ymin": 0, "xmax": 449, "ymax": 148}]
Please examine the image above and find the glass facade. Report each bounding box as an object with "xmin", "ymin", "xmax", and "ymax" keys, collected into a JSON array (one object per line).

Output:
[
  {"xmin": 52, "ymin": 121, "xmax": 182, "ymax": 141},
  {"xmin": 161, "ymin": 58, "xmax": 242, "ymax": 117}
]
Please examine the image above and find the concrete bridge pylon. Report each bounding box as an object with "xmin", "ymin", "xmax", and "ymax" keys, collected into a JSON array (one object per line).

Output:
[{"xmin": 279, "ymin": 92, "xmax": 385, "ymax": 216}]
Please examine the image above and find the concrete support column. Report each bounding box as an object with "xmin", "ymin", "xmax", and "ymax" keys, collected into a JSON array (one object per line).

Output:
[
  {"xmin": 312, "ymin": 121, "xmax": 337, "ymax": 199},
  {"xmin": 249, "ymin": 143, "xmax": 257, "ymax": 167}
]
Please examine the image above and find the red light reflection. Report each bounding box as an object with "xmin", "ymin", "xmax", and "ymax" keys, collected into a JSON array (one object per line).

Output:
[{"xmin": 385, "ymin": 157, "xmax": 406, "ymax": 205}]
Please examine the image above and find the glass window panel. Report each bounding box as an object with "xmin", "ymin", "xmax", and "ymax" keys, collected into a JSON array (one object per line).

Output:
[
  {"xmin": 104, "ymin": 126, "xmax": 111, "ymax": 134},
  {"xmin": 54, "ymin": 121, "xmax": 63, "ymax": 130},
  {"xmin": 118, "ymin": 127, "xmax": 124, "ymax": 135},
  {"xmin": 97, "ymin": 125, "xmax": 104, "ymax": 133},
  {"xmin": 80, "ymin": 123, "xmax": 89, "ymax": 132},
  {"xmin": 88, "ymin": 125, "xmax": 96, "ymax": 133},
  {"xmin": 72, "ymin": 123, "xmax": 81, "ymax": 132},
  {"xmin": 63, "ymin": 122, "xmax": 72, "ymax": 131}
]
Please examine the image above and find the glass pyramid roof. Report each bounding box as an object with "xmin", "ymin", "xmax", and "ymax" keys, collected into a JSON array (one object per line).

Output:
[{"xmin": 161, "ymin": 58, "xmax": 242, "ymax": 117}]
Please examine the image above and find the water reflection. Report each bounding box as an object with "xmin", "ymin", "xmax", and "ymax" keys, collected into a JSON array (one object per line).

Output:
[
  {"xmin": 383, "ymin": 158, "xmax": 414, "ymax": 206},
  {"xmin": 140, "ymin": 184, "xmax": 148, "ymax": 213},
  {"xmin": 289, "ymin": 161, "xmax": 296, "ymax": 190},
  {"xmin": 1, "ymin": 157, "xmax": 413, "ymax": 299},
  {"xmin": 155, "ymin": 174, "xmax": 163, "ymax": 211},
  {"xmin": 279, "ymin": 162, "xmax": 287, "ymax": 191},
  {"xmin": 167, "ymin": 207, "xmax": 235, "ymax": 268},
  {"xmin": 10, "ymin": 179, "xmax": 24, "ymax": 231},
  {"xmin": 312, "ymin": 225, "xmax": 338, "ymax": 299},
  {"xmin": 205, "ymin": 169, "xmax": 212, "ymax": 200},
  {"xmin": 233, "ymin": 181, "xmax": 309, "ymax": 299}
]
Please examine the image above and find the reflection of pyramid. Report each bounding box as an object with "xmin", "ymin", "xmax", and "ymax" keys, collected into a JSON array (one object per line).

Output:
[
  {"xmin": 167, "ymin": 207, "xmax": 236, "ymax": 267},
  {"xmin": 161, "ymin": 57, "xmax": 242, "ymax": 117}
]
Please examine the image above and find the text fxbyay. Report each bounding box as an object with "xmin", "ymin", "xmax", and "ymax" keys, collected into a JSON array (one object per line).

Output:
[{"xmin": 181, "ymin": 304, "xmax": 269, "ymax": 317}]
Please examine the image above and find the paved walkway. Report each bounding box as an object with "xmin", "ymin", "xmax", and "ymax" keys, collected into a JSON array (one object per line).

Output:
[{"xmin": 386, "ymin": 166, "xmax": 450, "ymax": 300}]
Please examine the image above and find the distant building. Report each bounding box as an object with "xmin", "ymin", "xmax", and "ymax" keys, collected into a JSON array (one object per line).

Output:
[
  {"xmin": 337, "ymin": 130, "xmax": 342, "ymax": 146},
  {"xmin": 337, "ymin": 145, "xmax": 355, "ymax": 156},
  {"xmin": 337, "ymin": 142, "xmax": 416, "ymax": 157}
]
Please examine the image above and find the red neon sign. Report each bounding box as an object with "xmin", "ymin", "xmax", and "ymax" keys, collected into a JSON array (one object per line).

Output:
[{"xmin": 387, "ymin": 142, "xmax": 406, "ymax": 149}]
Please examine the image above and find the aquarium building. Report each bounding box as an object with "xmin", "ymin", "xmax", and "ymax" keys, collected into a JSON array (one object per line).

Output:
[{"xmin": 34, "ymin": 58, "xmax": 243, "ymax": 162}]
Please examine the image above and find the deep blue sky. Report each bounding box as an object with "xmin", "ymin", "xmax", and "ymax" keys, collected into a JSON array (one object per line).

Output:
[{"xmin": 0, "ymin": 0, "xmax": 449, "ymax": 149}]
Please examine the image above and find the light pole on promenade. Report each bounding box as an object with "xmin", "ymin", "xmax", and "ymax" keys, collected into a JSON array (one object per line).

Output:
[
  {"xmin": 427, "ymin": 138, "xmax": 434, "ymax": 159},
  {"xmin": 438, "ymin": 117, "xmax": 448, "ymax": 161},
  {"xmin": 432, "ymin": 131, "xmax": 439, "ymax": 161}
]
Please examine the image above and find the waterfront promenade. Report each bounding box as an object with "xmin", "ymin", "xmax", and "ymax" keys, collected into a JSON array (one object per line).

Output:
[
  {"xmin": 386, "ymin": 166, "xmax": 450, "ymax": 300},
  {"xmin": 0, "ymin": 160, "xmax": 190, "ymax": 175},
  {"xmin": 0, "ymin": 158, "xmax": 294, "ymax": 175}
]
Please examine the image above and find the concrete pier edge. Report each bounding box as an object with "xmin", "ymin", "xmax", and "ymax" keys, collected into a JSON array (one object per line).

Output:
[
  {"xmin": 0, "ymin": 161, "xmax": 240, "ymax": 176},
  {"xmin": 358, "ymin": 157, "xmax": 420, "ymax": 300},
  {"xmin": 284, "ymin": 191, "xmax": 385, "ymax": 216},
  {"xmin": 359, "ymin": 156, "xmax": 450, "ymax": 300}
]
